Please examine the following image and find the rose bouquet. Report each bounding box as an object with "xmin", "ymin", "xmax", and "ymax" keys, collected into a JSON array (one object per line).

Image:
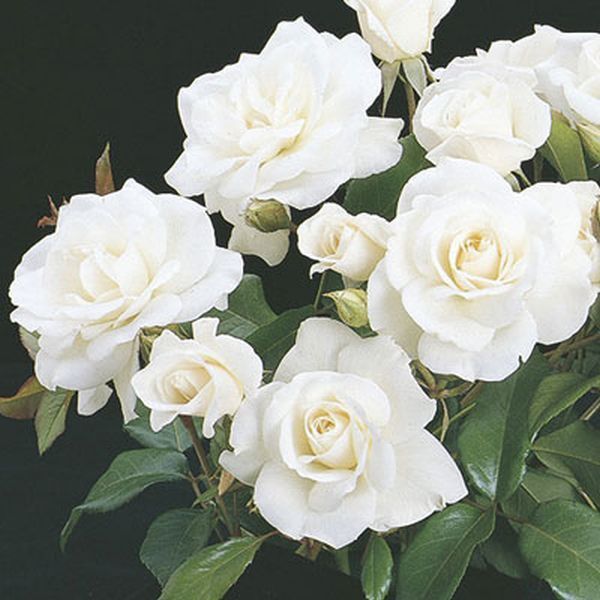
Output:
[{"xmin": 3, "ymin": 2, "xmax": 600, "ymax": 599}]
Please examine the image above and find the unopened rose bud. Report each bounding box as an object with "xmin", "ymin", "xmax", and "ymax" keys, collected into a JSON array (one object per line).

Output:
[
  {"xmin": 244, "ymin": 199, "xmax": 291, "ymax": 233},
  {"xmin": 325, "ymin": 288, "xmax": 369, "ymax": 328}
]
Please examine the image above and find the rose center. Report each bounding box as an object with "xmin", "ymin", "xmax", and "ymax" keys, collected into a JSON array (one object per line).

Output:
[{"xmin": 165, "ymin": 367, "xmax": 211, "ymax": 404}]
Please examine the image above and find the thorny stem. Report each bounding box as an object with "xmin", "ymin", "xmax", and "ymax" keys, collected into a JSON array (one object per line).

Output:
[
  {"xmin": 546, "ymin": 332, "xmax": 600, "ymax": 366},
  {"xmin": 180, "ymin": 416, "xmax": 237, "ymax": 537}
]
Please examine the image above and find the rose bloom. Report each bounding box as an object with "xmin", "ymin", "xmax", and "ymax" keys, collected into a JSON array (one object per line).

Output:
[
  {"xmin": 413, "ymin": 70, "xmax": 551, "ymax": 175},
  {"xmin": 368, "ymin": 159, "xmax": 596, "ymax": 382},
  {"xmin": 165, "ymin": 18, "xmax": 403, "ymax": 265},
  {"xmin": 9, "ymin": 180, "xmax": 243, "ymax": 421},
  {"xmin": 131, "ymin": 318, "xmax": 262, "ymax": 437},
  {"xmin": 522, "ymin": 181, "xmax": 600, "ymax": 290},
  {"xmin": 220, "ymin": 318, "xmax": 466, "ymax": 549},
  {"xmin": 342, "ymin": 0, "xmax": 456, "ymax": 63},
  {"xmin": 297, "ymin": 204, "xmax": 391, "ymax": 282}
]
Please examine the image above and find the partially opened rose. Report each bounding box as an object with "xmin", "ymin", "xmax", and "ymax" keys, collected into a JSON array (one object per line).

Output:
[
  {"xmin": 165, "ymin": 18, "xmax": 404, "ymax": 264},
  {"xmin": 342, "ymin": 0, "xmax": 456, "ymax": 63},
  {"xmin": 9, "ymin": 180, "xmax": 243, "ymax": 421},
  {"xmin": 131, "ymin": 318, "xmax": 262, "ymax": 437},
  {"xmin": 413, "ymin": 70, "xmax": 551, "ymax": 175},
  {"xmin": 368, "ymin": 159, "xmax": 596, "ymax": 381},
  {"xmin": 297, "ymin": 204, "xmax": 391, "ymax": 282},
  {"xmin": 220, "ymin": 318, "xmax": 466, "ymax": 548}
]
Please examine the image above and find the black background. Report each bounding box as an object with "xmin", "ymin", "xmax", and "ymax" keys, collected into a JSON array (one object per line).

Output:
[{"xmin": 1, "ymin": 1, "xmax": 597, "ymax": 598}]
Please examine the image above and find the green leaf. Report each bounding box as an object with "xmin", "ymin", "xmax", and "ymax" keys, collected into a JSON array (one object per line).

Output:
[
  {"xmin": 0, "ymin": 376, "xmax": 45, "ymax": 420},
  {"xmin": 520, "ymin": 500, "xmax": 600, "ymax": 600},
  {"xmin": 246, "ymin": 306, "xmax": 314, "ymax": 374},
  {"xmin": 160, "ymin": 536, "xmax": 264, "ymax": 600},
  {"xmin": 34, "ymin": 388, "xmax": 74, "ymax": 455},
  {"xmin": 140, "ymin": 508, "xmax": 216, "ymax": 586},
  {"xmin": 502, "ymin": 468, "xmax": 579, "ymax": 522},
  {"xmin": 344, "ymin": 135, "xmax": 430, "ymax": 219},
  {"xmin": 480, "ymin": 519, "xmax": 529, "ymax": 579},
  {"xmin": 205, "ymin": 274, "xmax": 276, "ymax": 340},
  {"xmin": 361, "ymin": 535, "xmax": 393, "ymax": 600},
  {"xmin": 457, "ymin": 352, "xmax": 551, "ymax": 501},
  {"xmin": 125, "ymin": 403, "xmax": 192, "ymax": 451},
  {"xmin": 396, "ymin": 503, "xmax": 495, "ymax": 600},
  {"xmin": 529, "ymin": 372, "xmax": 600, "ymax": 439},
  {"xmin": 61, "ymin": 449, "xmax": 188, "ymax": 551},
  {"xmin": 534, "ymin": 421, "xmax": 600, "ymax": 507},
  {"xmin": 540, "ymin": 111, "xmax": 588, "ymax": 182}
]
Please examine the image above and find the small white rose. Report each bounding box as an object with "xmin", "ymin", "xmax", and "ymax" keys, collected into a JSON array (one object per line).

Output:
[
  {"xmin": 522, "ymin": 180, "xmax": 600, "ymax": 290},
  {"xmin": 297, "ymin": 204, "xmax": 391, "ymax": 282},
  {"xmin": 165, "ymin": 18, "xmax": 404, "ymax": 265},
  {"xmin": 343, "ymin": 0, "xmax": 456, "ymax": 63},
  {"xmin": 131, "ymin": 318, "xmax": 263, "ymax": 437},
  {"xmin": 9, "ymin": 180, "xmax": 243, "ymax": 422},
  {"xmin": 220, "ymin": 318, "xmax": 466, "ymax": 548},
  {"xmin": 368, "ymin": 159, "xmax": 596, "ymax": 382},
  {"xmin": 413, "ymin": 71, "xmax": 551, "ymax": 175}
]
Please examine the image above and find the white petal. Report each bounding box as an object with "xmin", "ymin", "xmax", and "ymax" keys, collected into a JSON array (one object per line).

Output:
[
  {"xmin": 77, "ymin": 385, "xmax": 112, "ymax": 417},
  {"xmin": 228, "ymin": 223, "xmax": 290, "ymax": 267}
]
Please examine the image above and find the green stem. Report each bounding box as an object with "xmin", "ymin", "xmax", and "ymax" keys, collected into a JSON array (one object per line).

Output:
[
  {"xmin": 432, "ymin": 402, "xmax": 477, "ymax": 437},
  {"xmin": 581, "ymin": 396, "xmax": 600, "ymax": 421},
  {"xmin": 404, "ymin": 80, "xmax": 417, "ymax": 131},
  {"xmin": 547, "ymin": 332, "xmax": 600, "ymax": 366},
  {"xmin": 180, "ymin": 416, "xmax": 237, "ymax": 537},
  {"xmin": 313, "ymin": 272, "xmax": 328, "ymax": 311},
  {"xmin": 460, "ymin": 381, "xmax": 485, "ymax": 408}
]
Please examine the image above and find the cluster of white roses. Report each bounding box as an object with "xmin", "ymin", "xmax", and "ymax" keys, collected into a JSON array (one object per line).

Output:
[{"xmin": 8, "ymin": 1, "xmax": 600, "ymax": 551}]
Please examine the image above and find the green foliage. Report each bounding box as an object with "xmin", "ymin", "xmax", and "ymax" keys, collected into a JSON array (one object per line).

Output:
[
  {"xmin": 361, "ymin": 535, "xmax": 393, "ymax": 600},
  {"xmin": 61, "ymin": 449, "xmax": 189, "ymax": 550},
  {"xmin": 519, "ymin": 500, "xmax": 600, "ymax": 599},
  {"xmin": 344, "ymin": 135, "xmax": 430, "ymax": 219},
  {"xmin": 125, "ymin": 403, "xmax": 193, "ymax": 451},
  {"xmin": 479, "ymin": 519, "xmax": 529, "ymax": 579},
  {"xmin": 534, "ymin": 421, "xmax": 600, "ymax": 507},
  {"xmin": 34, "ymin": 388, "xmax": 74, "ymax": 455},
  {"xmin": 0, "ymin": 376, "xmax": 46, "ymax": 420},
  {"xmin": 457, "ymin": 352, "xmax": 551, "ymax": 501},
  {"xmin": 529, "ymin": 372, "xmax": 600, "ymax": 439},
  {"xmin": 205, "ymin": 274, "xmax": 276, "ymax": 340},
  {"xmin": 540, "ymin": 111, "xmax": 588, "ymax": 182},
  {"xmin": 246, "ymin": 306, "xmax": 314, "ymax": 375},
  {"xmin": 140, "ymin": 508, "xmax": 216, "ymax": 586},
  {"xmin": 395, "ymin": 503, "xmax": 495, "ymax": 600},
  {"xmin": 159, "ymin": 536, "xmax": 265, "ymax": 600}
]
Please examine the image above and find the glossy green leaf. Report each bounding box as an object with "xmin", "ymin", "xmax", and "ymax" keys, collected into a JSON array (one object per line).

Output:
[
  {"xmin": 61, "ymin": 449, "xmax": 188, "ymax": 550},
  {"xmin": 480, "ymin": 519, "xmax": 529, "ymax": 579},
  {"xmin": 125, "ymin": 403, "xmax": 192, "ymax": 451},
  {"xmin": 344, "ymin": 135, "xmax": 430, "ymax": 219},
  {"xmin": 205, "ymin": 275, "xmax": 276, "ymax": 340},
  {"xmin": 457, "ymin": 352, "xmax": 551, "ymax": 501},
  {"xmin": 0, "ymin": 376, "xmax": 46, "ymax": 420},
  {"xmin": 34, "ymin": 388, "xmax": 74, "ymax": 455},
  {"xmin": 246, "ymin": 306, "xmax": 314, "ymax": 375},
  {"xmin": 534, "ymin": 421, "xmax": 600, "ymax": 507},
  {"xmin": 529, "ymin": 373, "xmax": 600, "ymax": 439},
  {"xmin": 361, "ymin": 535, "xmax": 393, "ymax": 600},
  {"xmin": 502, "ymin": 468, "xmax": 579, "ymax": 522},
  {"xmin": 141, "ymin": 508, "xmax": 216, "ymax": 586},
  {"xmin": 520, "ymin": 500, "xmax": 600, "ymax": 600},
  {"xmin": 160, "ymin": 536, "xmax": 264, "ymax": 600},
  {"xmin": 396, "ymin": 503, "xmax": 495, "ymax": 600},
  {"xmin": 540, "ymin": 111, "xmax": 587, "ymax": 182}
]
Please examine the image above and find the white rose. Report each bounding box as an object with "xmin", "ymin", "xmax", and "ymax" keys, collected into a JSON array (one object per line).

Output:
[
  {"xmin": 343, "ymin": 0, "xmax": 456, "ymax": 63},
  {"xmin": 131, "ymin": 318, "xmax": 262, "ymax": 437},
  {"xmin": 165, "ymin": 18, "xmax": 404, "ymax": 265},
  {"xmin": 522, "ymin": 181, "xmax": 600, "ymax": 290},
  {"xmin": 9, "ymin": 180, "xmax": 243, "ymax": 421},
  {"xmin": 536, "ymin": 35, "xmax": 600, "ymax": 131},
  {"xmin": 413, "ymin": 71, "xmax": 551, "ymax": 175},
  {"xmin": 220, "ymin": 318, "xmax": 466, "ymax": 548},
  {"xmin": 297, "ymin": 204, "xmax": 391, "ymax": 282},
  {"xmin": 368, "ymin": 159, "xmax": 596, "ymax": 382}
]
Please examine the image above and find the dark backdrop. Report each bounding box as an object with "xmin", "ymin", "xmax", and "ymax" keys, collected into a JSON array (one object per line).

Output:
[{"xmin": 1, "ymin": 1, "xmax": 596, "ymax": 598}]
